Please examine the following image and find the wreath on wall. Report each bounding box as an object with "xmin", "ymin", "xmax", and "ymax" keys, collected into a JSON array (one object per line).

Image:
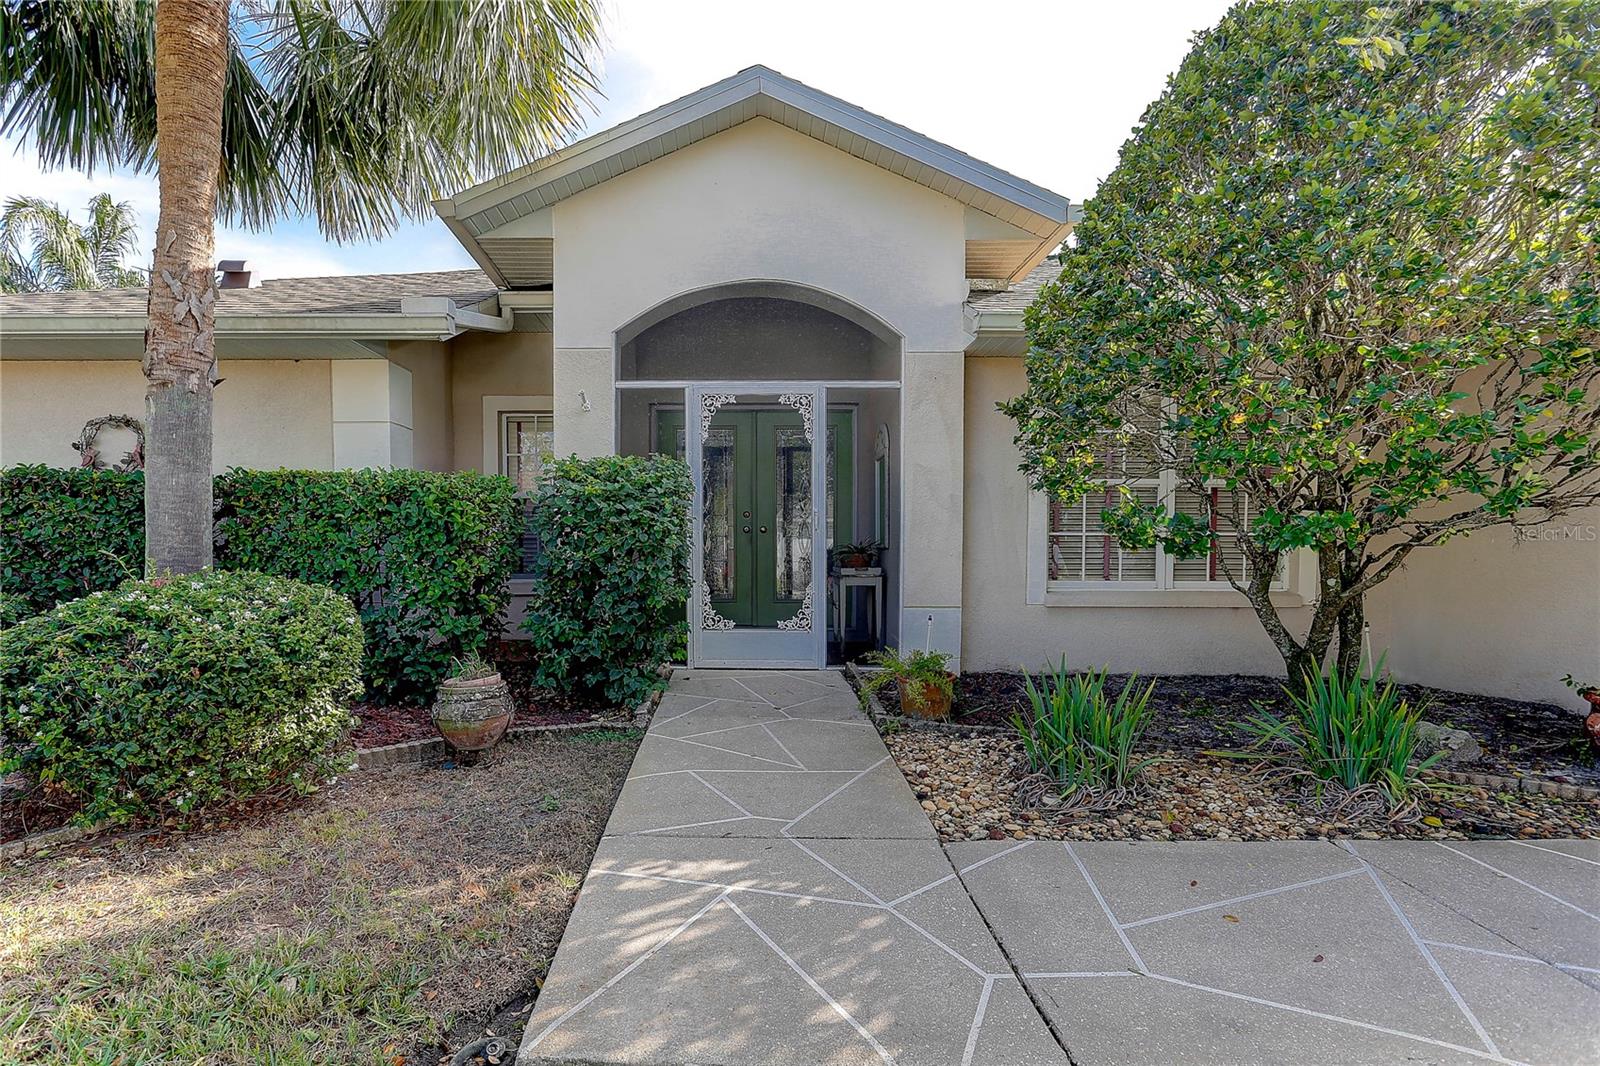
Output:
[{"xmin": 72, "ymin": 414, "xmax": 145, "ymax": 472}]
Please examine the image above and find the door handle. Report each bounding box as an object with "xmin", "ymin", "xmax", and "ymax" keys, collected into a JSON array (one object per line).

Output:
[{"xmin": 759, "ymin": 526, "xmax": 768, "ymax": 534}]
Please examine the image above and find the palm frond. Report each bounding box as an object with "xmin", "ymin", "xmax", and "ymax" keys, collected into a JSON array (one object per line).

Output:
[{"xmin": 4, "ymin": 0, "xmax": 604, "ymax": 243}]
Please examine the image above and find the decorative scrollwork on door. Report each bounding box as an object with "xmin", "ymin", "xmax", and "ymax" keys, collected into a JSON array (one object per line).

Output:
[
  {"xmin": 699, "ymin": 579, "xmax": 735, "ymax": 631},
  {"xmin": 777, "ymin": 393, "xmax": 814, "ymax": 442},
  {"xmin": 700, "ymin": 392, "xmax": 738, "ymax": 435},
  {"xmin": 775, "ymin": 588, "xmax": 813, "ymax": 631}
]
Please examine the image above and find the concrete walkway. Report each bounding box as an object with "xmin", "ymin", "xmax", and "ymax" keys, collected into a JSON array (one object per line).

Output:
[{"xmin": 519, "ymin": 669, "xmax": 1600, "ymax": 1066}]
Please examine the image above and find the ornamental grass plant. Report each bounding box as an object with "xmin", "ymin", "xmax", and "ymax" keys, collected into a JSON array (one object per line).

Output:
[{"xmin": 1013, "ymin": 660, "xmax": 1157, "ymax": 805}]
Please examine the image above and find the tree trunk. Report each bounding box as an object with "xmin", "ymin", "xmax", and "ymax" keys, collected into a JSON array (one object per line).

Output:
[
  {"xmin": 1336, "ymin": 593, "xmax": 1366, "ymax": 679},
  {"xmin": 144, "ymin": 0, "xmax": 228, "ymax": 576}
]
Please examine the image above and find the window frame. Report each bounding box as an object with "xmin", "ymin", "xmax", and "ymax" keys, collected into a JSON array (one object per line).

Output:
[
  {"xmin": 1037, "ymin": 413, "xmax": 1287, "ymax": 597},
  {"xmin": 499, "ymin": 410, "xmax": 555, "ymax": 495}
]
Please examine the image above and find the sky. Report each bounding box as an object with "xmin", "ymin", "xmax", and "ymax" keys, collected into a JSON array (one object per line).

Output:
[{"xmin": 0, "ymin": 0, "xmax": 1233, "ymax": 282}]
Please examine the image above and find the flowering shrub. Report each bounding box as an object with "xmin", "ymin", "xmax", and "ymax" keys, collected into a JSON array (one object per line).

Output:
[
  {"xmin": 0, "ymin": 570, "xmax": 363, "ymax": 825},
  {"xmin": 522, "ymin": 455, "xmax": 691, "ymax": 706}
]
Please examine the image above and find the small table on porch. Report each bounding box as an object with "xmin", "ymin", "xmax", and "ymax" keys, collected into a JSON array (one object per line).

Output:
[{"xmin": 830, "ymin": 567, "xmax": 884, "ymax": 648}]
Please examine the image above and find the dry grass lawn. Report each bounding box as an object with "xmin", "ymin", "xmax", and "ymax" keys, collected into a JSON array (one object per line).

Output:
[{"xmin": 0, "ymin": 729, "xmax": 640, "ymax": 1065}]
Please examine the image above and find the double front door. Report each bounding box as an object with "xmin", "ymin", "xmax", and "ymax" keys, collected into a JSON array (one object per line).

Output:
[{"xmin": 657, "ymin": 406, "xmax": 852, "ymax": 628}]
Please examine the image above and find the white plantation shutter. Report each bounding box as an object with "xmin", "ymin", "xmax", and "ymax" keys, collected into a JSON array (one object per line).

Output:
[
  {"xmin": 1172, "ymin": 486, "xmax": 1251, "ymax": 584},
  {"xmin": 1044, "ymin": 406, "xmax": 1287, "ymax": 593}
]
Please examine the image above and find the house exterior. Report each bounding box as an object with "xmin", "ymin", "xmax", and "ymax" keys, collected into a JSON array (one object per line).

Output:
[{"xmin": 2, "ymin": 68, "xmax": 1593, "ymax": 699}]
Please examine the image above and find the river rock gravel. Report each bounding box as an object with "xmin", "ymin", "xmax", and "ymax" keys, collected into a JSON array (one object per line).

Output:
[{"xmin": 884, "ymin": 729, "xmax": 1600, "ymax": 843}]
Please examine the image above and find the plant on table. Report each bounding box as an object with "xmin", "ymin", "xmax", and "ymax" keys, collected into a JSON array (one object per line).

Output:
[
  {"xmin": 1239, "ymin": 661, "xmax": 1441, "ymax": 813},
  {"xmin": 859, "ymin": 647, "xmax": 955, "ymax": 719},
  {"xmin": 1013, "ymin": 660, "xmax": 1157, "ymax": 806},
  {"xmin": 0, "ymin": 570, "xmax": 362, "ymax": 825},
  {"xmin": 832, "ymin": 540, "xmax": 883, "ymax": 569}
]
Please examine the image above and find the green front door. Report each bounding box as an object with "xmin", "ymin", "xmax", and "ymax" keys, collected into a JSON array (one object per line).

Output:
[{"xmin": 657, "ymin": 407, "xmax": 853, "ymax": 628}]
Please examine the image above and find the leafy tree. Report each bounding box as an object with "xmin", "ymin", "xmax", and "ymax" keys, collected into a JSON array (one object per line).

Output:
[
  {"xmin": 1, "ymin": 192, "xmax": 144, "ymax": 292},
  {"xmin": 1, "ymin": 0, "xmax": 601, "ymax": 574},
  {"xmin": 1002, "ymin": 1, "xmax": 1600, "ymax": 682}
]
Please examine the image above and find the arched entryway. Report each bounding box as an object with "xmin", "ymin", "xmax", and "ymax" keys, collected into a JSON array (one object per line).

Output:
[{"xmin": 615, "ymin": 282, "xmax": 902, "ymax": 667}]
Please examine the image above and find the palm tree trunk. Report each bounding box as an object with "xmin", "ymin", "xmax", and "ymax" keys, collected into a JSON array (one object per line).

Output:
[{"xmin": 144, "ymin": 0, "xmax": 228, "ymax": 575}]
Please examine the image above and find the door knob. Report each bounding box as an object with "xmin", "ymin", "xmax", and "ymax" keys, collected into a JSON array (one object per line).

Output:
[{"xmin": 759, "ymin": 526, "xmax": 768, "ymax": 534}]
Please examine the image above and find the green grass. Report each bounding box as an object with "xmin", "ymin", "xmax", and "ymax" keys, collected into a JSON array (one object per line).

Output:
[{"xmin": 0, "ymin": 732, "xmax": 640, "ymax": 1065}]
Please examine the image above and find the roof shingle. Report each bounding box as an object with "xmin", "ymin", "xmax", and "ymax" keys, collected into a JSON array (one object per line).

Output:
[
  {"xmin": 0, "ymin": 269, "xmax": 497, "ymax": 316},
  {"xmin": 967, "ymin": 259, "xmax": 1061, "ymax": 313}
]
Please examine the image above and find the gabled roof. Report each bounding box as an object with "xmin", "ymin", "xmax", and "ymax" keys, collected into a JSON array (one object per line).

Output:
[{"xmin": 434, "ymin": 65, "xmax": 1073, "ymax": 288}]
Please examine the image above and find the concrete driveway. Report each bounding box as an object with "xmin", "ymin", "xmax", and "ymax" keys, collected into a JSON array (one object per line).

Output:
[{"xmin": 518, "ymin": 670, "xmax": 1600, "ymax": 1066}]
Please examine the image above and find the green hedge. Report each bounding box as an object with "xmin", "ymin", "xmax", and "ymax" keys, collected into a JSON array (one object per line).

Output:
[
  {"xmin": 522, "ymin": 454, "xmax": 691, "ymax": 706},
  {"xmin": 0, "ymin": 466, "xmax": 144, "ymax": 618},
  {"xmin": 216, "ymin": 469, "xmax": 521, "ymax": 703},
  {"xmin": 0, "ymin": 570, "xmax": 363, "ymax": 824},
  {"xmin": 2, "ymin": 466, "xmax": 520, "ymax": 703}
]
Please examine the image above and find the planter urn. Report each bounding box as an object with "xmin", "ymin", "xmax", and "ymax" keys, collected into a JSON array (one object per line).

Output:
[
  {"xmin": 898, "ymin": 675, "xmax": 954, "ymax": 720},
  {"xmin": 431, "ymin": 673, "xmax": 514, "ymax": 757}
]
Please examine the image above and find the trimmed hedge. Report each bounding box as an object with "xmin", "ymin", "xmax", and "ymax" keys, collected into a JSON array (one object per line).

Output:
[
  {"xmin": 522, "ymin": 454, "xmax": 691, "ymax": 706},
  {"xmin": 0, "ymin": 466, "xmax": 144, "ymax": 619},
  {"xmin": 1, "ymin": 466, "xmax": 520, "ymax": 703},
  {"xmin": 216, "ymin": 469, "xmax": 521, "ymax": 703},
  {"xmin": 0, "ymin": 570, "xmax": 363, "ymax": 824}
]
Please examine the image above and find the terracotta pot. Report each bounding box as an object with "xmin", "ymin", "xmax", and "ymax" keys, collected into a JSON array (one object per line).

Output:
[
  {"xmin": 841, "ymin": 553, "xmax": 869, "ymax": 568},
  {"xmin": 898, "ymin": 675, "xmax": 954, "ymax": 720},
  {"xmin": 1584, "ymin": 692, "xmax": 1600, "ymax": 752},
  {"xmin": 431, "ymin": 674, "xmax": 513, "ymax": 756}
]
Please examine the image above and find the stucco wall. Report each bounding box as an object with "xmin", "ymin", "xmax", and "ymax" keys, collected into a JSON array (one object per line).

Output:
[
  {"xmin": 962, "ymin": 356, "xmax": 1600, "ymax": 705},
  {"xmin": 550, "ymin": 117, "xmax": 969, "ymax": 354},
  {"xmin": 447, "ymin": 330, "xmax": 553, "ymax": 472},
  {"xmin": 387, "ymin": 340, "xmax": 452, "ymax": 472},
  {"xmin": 1368, "ymin": 510, "xmax": 1600, "ymax": 708},
  {"xmin": 0, "ymin": 358, "xmax": 333, "ymax": 471}
]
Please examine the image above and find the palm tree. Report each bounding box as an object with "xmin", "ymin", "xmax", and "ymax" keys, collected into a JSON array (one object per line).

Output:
[
  {"xmin": 1, "ymin": 0, "xmax": 601, "ymax": 574},
  {"xmin": 1, "ymin": 193, "xmax": 145, "ymax": 293}
]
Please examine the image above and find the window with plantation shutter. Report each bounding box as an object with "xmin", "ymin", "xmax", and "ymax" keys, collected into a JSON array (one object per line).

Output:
[{"xmin": 1044, "ymin": 407, "xmax": 1285, "ymax": 594}]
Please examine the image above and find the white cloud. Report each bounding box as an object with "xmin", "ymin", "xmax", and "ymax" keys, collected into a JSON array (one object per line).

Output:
[{"xmin": 0, "ymin": 0, "xmax": 1231, "ymax": 278}]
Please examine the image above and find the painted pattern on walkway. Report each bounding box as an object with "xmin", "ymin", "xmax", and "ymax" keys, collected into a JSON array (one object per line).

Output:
[{"xmin": 519, "ymin": 669, "xmax": 1600, "ymax": 1066}]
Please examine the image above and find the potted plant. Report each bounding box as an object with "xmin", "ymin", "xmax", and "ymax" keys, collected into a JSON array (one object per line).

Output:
[
  {"xmin": 832, "ymin": 540, "xmax": 883, "ymax": 570},
  {"xmin": 431, "ymin": 653, "xmax": 514, "ymax": 759},
  {"xmin": 859, "ymin": 647, "xmax": 956, "ymax": 720},
  {"xmin": 1562, "ymin": 675, "xmax": 1600, "ymax": 752}
]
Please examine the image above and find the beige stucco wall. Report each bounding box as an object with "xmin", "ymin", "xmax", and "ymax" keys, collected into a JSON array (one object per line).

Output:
[
  {"xmin": 1368, "ymin": 510, "xmax": 1600, "ymax": 708},
  {"xmin": 549, "ymin": 117, "xmax": 969, "ymax": 355},
  {"xmin": 447, "ymin": 330, "xmax": 553, "ymax": 472},
  {"xmin": 0, "ymin": 358, "xmax": 333, "ymax": 471},
  {"xmin": 962, "ymin": 356, "xmax": 1600, "ymax": 705},
  {"xmin": 387, "ymin": 340, "xmax": 452, "ymax": 472}
]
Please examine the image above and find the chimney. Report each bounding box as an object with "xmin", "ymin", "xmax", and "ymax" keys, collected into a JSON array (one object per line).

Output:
[{"xmin": 217, "ymin": 259, "xmax": 254, "ymax": 289}]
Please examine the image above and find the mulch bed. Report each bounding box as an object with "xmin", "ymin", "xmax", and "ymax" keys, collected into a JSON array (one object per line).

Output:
[
  {"xmin": 352, "ymin": 641, "xmax": 621, "ymax": 749},
  {"xmin": 1, "ymin": 730, "xmax": 641, "ymax": 1066},
  {"xmin": 878, "ymin": 670, "xmax": 1599, "ymax": 789},
  {"xmin": 886, "ymin": 730, "xmax": 1600, "ymax": 845}
]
